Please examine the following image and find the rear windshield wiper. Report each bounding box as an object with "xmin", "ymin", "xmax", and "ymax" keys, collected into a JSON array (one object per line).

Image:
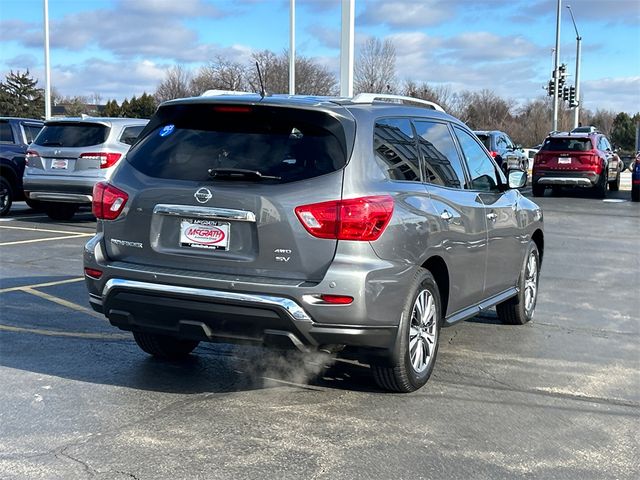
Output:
[
  {"xmin": 39, "ymin": 141, "xmax": 63, "ymax": 146},
  {"xmin": 208, "ymin": 168, "xmax": 281, "ymax": 180}
]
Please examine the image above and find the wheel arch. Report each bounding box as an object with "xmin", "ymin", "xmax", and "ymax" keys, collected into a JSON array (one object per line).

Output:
[
  {"xmin": 421, "ymin": 255, "xmax": 450, "ymax": 318},
  {"xmin": 532, "ymin": 229, "xmax": 544, "ymax": 264}
]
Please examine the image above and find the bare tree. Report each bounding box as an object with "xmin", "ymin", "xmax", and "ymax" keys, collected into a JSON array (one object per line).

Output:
[
  {"xmin": 154, "ymin": 65, "xmax": 193, "ymax": 103},
  {"xmin": 247, "ymin": 50, "xmax": 336, "ymax": 96},
  {"xmin": 354, "ymin": 38, "xmax": 397, "ymax": 94},
  {"xmin": 191, "ymin": 57, "xmax": 248, "ymax": 94},
  {"xmin": 459, "ymin": 89, "xmax": 514, "ymax": 131},
  {"xmin": 402, "ymin": 81, "xmax": 455, "ymax": 111}
]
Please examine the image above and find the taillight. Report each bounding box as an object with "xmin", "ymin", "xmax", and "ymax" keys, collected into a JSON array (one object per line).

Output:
[
  {"xmin": 489, "ymin": 151, "xmax": 498, "ymax": 158},
  {"xmin": 295, "ymin": 195, "xmax": 394, "ymax": 241},
  {"xmin": 92, "ymin": 182, "xmax": 128, "ymax": 220},
  {"xmin": 84, "ymin": 268, "xmax": 103, "ymax": 279},
  {"xmin": 80, "ymin": 152, "xmax": 122, "ymax": 169},
  {"xmin": 25, "ymin": 150, "xmax": 40, "ymax": 167},
  {"xmin": 319, "ymin": 294, "xmax": 354, "ymax": 304}
]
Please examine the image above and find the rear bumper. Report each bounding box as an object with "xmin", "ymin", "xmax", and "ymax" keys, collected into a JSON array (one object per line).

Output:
[
  {"xmin": 533, "ymin": 170, "xmax": 600, "ymax": 187},
  {"xmin": 89, "ymin": 278, "xmax": 397, "ymax": 351},
  {"xmin": 23, "ymin": 174, "xmax": 98, "ymax": 204}
]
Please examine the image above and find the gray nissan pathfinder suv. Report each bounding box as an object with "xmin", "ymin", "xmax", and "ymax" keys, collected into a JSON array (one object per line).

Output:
[{"xmin": 84, "ymin": 92, "xmax": 544, "ymax": 392}]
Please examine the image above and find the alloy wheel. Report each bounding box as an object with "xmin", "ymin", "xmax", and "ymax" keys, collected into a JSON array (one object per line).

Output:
[
  {"xmin": 523, "ymin": 251, "xmax": 538, "ymax": 315},
  {"xmin": 409, "ymin": 289, "xmax": 438, "ymax": 373}
]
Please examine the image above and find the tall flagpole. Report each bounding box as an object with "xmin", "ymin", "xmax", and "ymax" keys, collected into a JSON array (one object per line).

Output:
[{"xmin": 339, "ymin": 0, "xmax": 354, "ymax": 97}]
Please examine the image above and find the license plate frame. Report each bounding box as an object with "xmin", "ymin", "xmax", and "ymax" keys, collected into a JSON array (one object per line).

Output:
[
  {"xmin": 179, "ymin": 218, "xmax": 230, "ymax": 250},
  {"xmin": 51, "ymin": 159, "xmax": 69, "ymax": 170}
]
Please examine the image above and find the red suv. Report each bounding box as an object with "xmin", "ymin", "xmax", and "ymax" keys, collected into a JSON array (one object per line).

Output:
[{"xmin": 532, "ymin": 128, "xmax": 622, "ymax": 198}]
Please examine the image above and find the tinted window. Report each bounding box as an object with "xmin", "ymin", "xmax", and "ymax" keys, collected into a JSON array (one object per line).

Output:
[
  {"xmin": 34, "ymin": 123, "xmax": 109, "ymax": 147},
  {"xmin": 540, "ymin": 137, "xmax": 592, "ymax": 152},
  {"xmin": 0, "ymin": 121, "xmax": 14, "ymax": 143},
  {"xmin": 475, "ymin": 134, "xmax": 491, "ymax": 151},
  {"xmin": 119, "ymin": 125, "xmax": 145, "ymax": 146},
  {"xmin": 413, "ymin": 120, "xmax": 465, "ymax": 189},
  {"xmin": 127, "ymin": 104, "xmax": 348, "ymax": 183},
  {"xmin": 455, "ymin": 127, "xmax": 499, "ymax": 192},
  {"xmin": 374, "ymin": 118, "xmax": 421, "ymax": 182},
  {"xmin": 22, "ymin": 124, "xmax": 43, "ymax": 143}
]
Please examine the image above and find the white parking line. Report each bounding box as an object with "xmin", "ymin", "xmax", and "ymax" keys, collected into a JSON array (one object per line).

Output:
[
  {"xmin": 0, "ymin": 324, "xmax": 129, "ymax": 340},
  {"xmin": 23, "ymin": 287, "xmax": 104, "ymax": 319},
  {"xmin": 0, "ymin": 225, "xmax": 94, "ymax": 235},
  {"xmin": 0, "ymin": 233, "xmax": 93, "ymax": 246},
  {"xmin": 0, "ymin": 277, "xmax": 84, "ymax": 293}
]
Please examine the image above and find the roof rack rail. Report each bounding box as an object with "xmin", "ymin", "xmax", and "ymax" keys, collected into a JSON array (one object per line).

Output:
[
  {"xmin": 201, "ymin": 89, "xmax": 257, "ymax": 97},
  {"xmin": 351, "ymin": 93, "xmax": 445, "ymax": 112}
]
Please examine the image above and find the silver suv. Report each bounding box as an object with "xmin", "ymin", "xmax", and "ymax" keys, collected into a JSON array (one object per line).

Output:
[
  {"xmin": 23, "ymin": 117, "xmax": 148, "ymax": 220},
  {"xmin": 84, "ymin": 93, "xmax": 544, "ymax": 392}
]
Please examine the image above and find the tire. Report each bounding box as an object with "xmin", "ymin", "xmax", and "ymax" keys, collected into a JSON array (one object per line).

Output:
[
  {"xmin": 532, "ymin": 182, "xmax": 545, "ymax": 197},
  {"xmin": 608, "ymin": 170, "xmax": 620, "ymax": 191},
  {"xmin": 496, "ymin": 242, "xmax": 540, "ymax": 325},
  {"xmin": 372, "ymin": 269, "xmax": 441, "ymax": 393},
  {"xmin": 0, "ymin": 176, "xmax": 14, "ymax": 217},
  {"xmin": 25, "ymin": 199, "xmax": 44, "ymax": 211},
  {"xmin": 632, "ymin": 184, "xmax": 640, "ymax": 202},
  {"xmin": 44, "ymin": 202, "xmax": 78, "ymax": 221},
  {"xmin": 593, "ymin": 173, "xmax": 607, "ymax": 199},
  {"xmin": 133, "ymin": 332, "xmax": 199, "ymax": 360}
]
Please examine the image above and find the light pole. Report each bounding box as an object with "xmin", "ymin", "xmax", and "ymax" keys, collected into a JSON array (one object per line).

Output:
[
  {"xmin": 289, "ymin": 0, "xmax": 295, "ymax": 95},
  {"xmin": 340, "ymin": 0, "xmax": 355, "ymax": 97},
  {"xmin": 552, "ymin": 0, "xmax": 562, "ymax": 132},
  {"xmin": 43, "ymin": 0, "xmax": 51, "ymax": 120},
  {"xmin": 566, "ymin": 5, "xmax": 582, "ymax": 128}
]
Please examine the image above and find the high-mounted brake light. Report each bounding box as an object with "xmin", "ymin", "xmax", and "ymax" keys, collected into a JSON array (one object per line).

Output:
[
  {"xmin": 80, "ymin": 152, "xmax": 122, "ymax": 169},
  {"xmin": 92, "ymin": 182, "xmax": 128, "ymax": 220},
  {"xmin": 213, "ymin": 106, "xmax": 253, "ymax": 113},
  {"xmin": 295, "ymin": 195, "xmax": 394, "ymax": 241}
]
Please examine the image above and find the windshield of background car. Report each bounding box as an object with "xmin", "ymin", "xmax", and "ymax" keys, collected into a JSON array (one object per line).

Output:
[
  {"xmin": 33, "ymin": 123, "xmax": 109, "ymax": 148},
  {"xmin": 126, "ymin": 104, "xmax": 348, "ymax": 183},
  {"xmin": 540, "ymin": 137, "xmax": 593, "ymax": 152}
]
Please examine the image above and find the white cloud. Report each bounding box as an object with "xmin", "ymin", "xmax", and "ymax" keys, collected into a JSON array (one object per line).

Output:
[
  {"xmin": 358, "ymin": 0, "xmax": 454, "ymax": 28},
  {"xmin": 581, "ymin": 77, "xmax": 640, "ymax": 114}
]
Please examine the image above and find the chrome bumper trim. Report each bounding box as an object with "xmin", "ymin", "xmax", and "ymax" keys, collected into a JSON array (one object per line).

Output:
[
  {"xmin": 153, "ymin": 204, "xmax": 256, "ymax": 222},
  {"xmin": 28, "ymin": 192, "xmax": 93, "ymax": 202},
  {"xmin": 101, "ymin": 278, "xmax": 311, "ymax": 322},
  {"xmin": 537, "ymin": 177, "xmax": 593, "ymax": 186}
]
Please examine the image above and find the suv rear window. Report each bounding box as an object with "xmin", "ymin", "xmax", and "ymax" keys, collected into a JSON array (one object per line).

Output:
[
  {"xmin": 127, "ymin": 104, "xmax": 348, "ymax": 183},
  {"xmin": 475, "ymin": 134, "xmax": 491, "ymax": 150},
  {"xmin": 34, "ymin": 122, "xmax": 109, "ymax": 147},
  {"xmin": 540, "ymin": 137, "xmax": 592, "ymax": 152}
]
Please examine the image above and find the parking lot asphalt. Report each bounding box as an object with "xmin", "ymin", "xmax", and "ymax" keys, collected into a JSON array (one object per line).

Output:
[{"xmin": 0, "ymin": 181, "xmax": 638, "ymax": 480}]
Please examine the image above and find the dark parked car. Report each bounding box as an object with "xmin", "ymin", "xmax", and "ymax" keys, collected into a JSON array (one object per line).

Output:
[
  {"xmin": 0, "ymin": 117, "xmax": 44, "ymax": 216},
  {"xmin": 84, "ymin": 92, "xmax": 544, "ymax": 393},
  {"xmin": 473, "ymin": 130, "xmax": 528, "ymax": 174},
  {"xmin": 23, "ymin": 117, "xmax": 148, "ymax": 220},
  {"xmin": 532, "ymin": 129, "xmax": 622, "ymax": 198},
  {"xmin": 632, "ymin": 152, "xmax": 640, "ymax": 202}
]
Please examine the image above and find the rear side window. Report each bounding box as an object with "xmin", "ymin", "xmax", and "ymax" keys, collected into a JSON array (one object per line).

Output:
[
  {"xmin": 454, "ymin": 127, "xmax": 500, "ymax": 192},
  {"xmin": 127, "ymin": 104, "xmax": 348, "ymax": 183},
  {"xmin": 34, "ymin": 123, "xmax": 109, "ymax": 147},
  {"xmin": 0, "ymin": 121, "xmax": 14, "ymax": 143},
  {"xmin": 22, "ymin": 124, "xmax": 43, "ymax": 143},
  {"xmin": 540, "ymin": 137, "xmax": 592, "ymax": 152},
  {"xmin": 475, "ymin": 134, "xmax": 491, "ymax": 151},
  {"xmin": 119, "ymin": 125, "xmax": 145, "ymax": 146},
  {"xmin": 374, "ymin": 118, "xmax": 421, "ymax": 182},
  {"xmin": 413, "ymin": 120, "xmax": 466, "ymax": 189}
]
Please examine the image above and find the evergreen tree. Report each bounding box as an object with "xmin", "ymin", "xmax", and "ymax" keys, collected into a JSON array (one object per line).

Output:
[
  {"xmin": 103, "ymin": 99, "xmax": 121, "ymax": 117},
  {"xmin": 611, "ymin": 112, "xmax": 637, "ymax": 151},
  {"xmin": 0, "ymin": 70, "xmax": 45, "ymax": 118}
]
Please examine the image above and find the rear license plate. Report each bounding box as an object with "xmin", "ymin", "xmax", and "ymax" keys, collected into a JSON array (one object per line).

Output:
[
  {"xmin": 51, "ymin": 159, "xmax": 68, "ymax": 169},
  {"xmin": 558, "ymin": 157, "xmax": 572, "ymax": 164},
  {"xmin": 180, "ymin": 219, "xmax": 230, "ymax": 250}
]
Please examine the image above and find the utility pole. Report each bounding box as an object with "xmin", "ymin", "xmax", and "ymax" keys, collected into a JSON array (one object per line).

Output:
[
  {"xmin": 552, "ymin": 0, "xmax": 562, "ymax": 132},
  {"xmin": 43, "ymin": 0, "xmax": 51, "ymax": 120},
  {"xmin": 567, "ymin": 5, "xmax": 582, "ymax": 128},
  {"xmin": 289, "ymin": 0, "xmax": 295, "ymax": 95},
  {"xmin": 339, "ymin": 0, "xmax": 354, "ymax": 97}
]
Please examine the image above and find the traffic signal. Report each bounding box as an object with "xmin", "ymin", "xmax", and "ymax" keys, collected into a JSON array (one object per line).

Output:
[
  {"xmin": 569, "ymin": 86, "xmax": 577, "ymax": 107},
  {"xmin": 562, "ymin": 86, "xmax": 570, "ymax": 102},
  {"xmin": 548, "ymin": 80, "xmax": 555, "ymax": 97}
]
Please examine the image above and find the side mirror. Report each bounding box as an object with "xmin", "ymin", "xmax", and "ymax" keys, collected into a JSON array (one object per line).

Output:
[{"xmin": 508, "ymin": 169, "xmax": 527, "ymax": 189}]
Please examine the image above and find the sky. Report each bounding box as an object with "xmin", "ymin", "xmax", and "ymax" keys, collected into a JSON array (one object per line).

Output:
[{"xmin": 0, "ymin": 0, "xmax": 639, "ymax": 114}]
